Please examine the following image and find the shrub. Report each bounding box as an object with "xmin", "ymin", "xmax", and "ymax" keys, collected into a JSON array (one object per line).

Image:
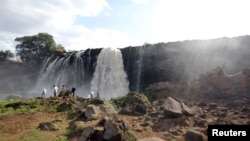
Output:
[{"xmin": 145, "ymin": 82, "xmax": 176, "ymax": 102}]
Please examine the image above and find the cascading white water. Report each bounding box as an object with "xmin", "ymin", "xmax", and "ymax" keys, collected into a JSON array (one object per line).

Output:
[
  {"xmin": 135, "ymin": 46, "xmax": 144, "ymax": 92},
  {"xmin": 91, "ymin": 47, "xmax": 129, "ymax": 99},
  {"xmin": 32, "ymin": 52, "xmax": 87, "ymax": 97}
]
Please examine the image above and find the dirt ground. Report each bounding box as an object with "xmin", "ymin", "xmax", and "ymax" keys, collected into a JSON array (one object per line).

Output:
[
  {"xmin": 121, "ymin": 115, "xmax": 169, "ymax": 140},
  {"xmin": 0, "ymin": 112, "xmax": 169, "ymax": 141},
  {"xmin": 0, "ymin": 112, "xmax": 68, "ymax": 141}
]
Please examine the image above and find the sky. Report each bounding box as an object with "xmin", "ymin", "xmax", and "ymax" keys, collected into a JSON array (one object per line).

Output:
[{"xmin": 1, "ymin": 0, "xmax": 250, "ymax": 53}]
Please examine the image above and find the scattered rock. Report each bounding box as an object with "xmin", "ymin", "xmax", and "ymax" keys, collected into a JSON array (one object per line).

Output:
[
  {"xmin": 100, "ymin": 104, "xmax": 117, "ymax": 115},
  {"xmin": 103, "ymin": 116, "xmax": 128, "ymax": 141},
  {"xmin": 38, "ymin": 122, "xmax": 58, "ymax": 131},
  {"xmin": 85, "ymin": 104, "xmax": 117, "ymax": 120},
  {"xmin": 85, "ymin": 105, "xmax": 101, "ymax": 120},
  {"xmin": 208, "ymin": 103, "xmax": 218, "ymax": 109},
  {"xmin": 197, "ymin": 102, "xmax": 207, "ymax": 107},
  {"xmin": 78, "ymin": 126, "xmax": 95, "ymax": 141},
  {"xmin": 140, "ymin": 121, "xmax": 151, "ymax": 127},
  {"xmin": 185, "ymin": 130, "xmax": 204, "ymax": 141},
  {"xmin": 193, "ymin": 118, "xmax": 207, "ymax": 128},
  {"xmin": 162, "ymin": 97, "xmax": 183, "ymax": 118},
  {"xmin": 180, "ymin": 101, "xmax": 195, "ymax": 116}
]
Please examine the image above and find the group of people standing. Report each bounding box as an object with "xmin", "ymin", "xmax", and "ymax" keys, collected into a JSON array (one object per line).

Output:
[
  {"xmin": 87, "ymin": 91, "xmax": 100, "ymax": 99},
  {"xmin": 41, "ymin": 85, "xmax": 76, "ymax": 99}
]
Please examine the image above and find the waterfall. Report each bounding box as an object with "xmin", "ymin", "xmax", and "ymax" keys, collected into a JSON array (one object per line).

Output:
[
  {"xmin": 32, "ymin": 52, "xmax": 87, "ymax": 97},
  {"xmin": 135, "ymin": 46, "xmax": 144, "ymax": 92},
  {"xmin": 91, "ymin": 47, "xmax": 129, "ymax": 99},
  {"xmin": 31, "ymin": 47, "xmax": 128, "ymax": 99}
]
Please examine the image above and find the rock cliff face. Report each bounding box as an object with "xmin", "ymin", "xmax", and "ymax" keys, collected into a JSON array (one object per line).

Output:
[
  {"xmin": 121, "ymin": 35, "xmax": 250, "ymax": 91},
  {"xmin": 1, "ymin": 35, "xmax": 250, "ymax": 98},
  {"xmin": 188, "ymin": 66, "xmax": 250, "ymax": 102},
  {"xmin": 0, "ymin": 60, "xmax": 39, "ymax": 98}
]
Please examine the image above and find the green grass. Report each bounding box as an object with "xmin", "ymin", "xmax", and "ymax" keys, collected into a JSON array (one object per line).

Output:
[
  {"xmin": 56, "ymin": 135, "xmax": 68, "ymax": 141},
  {"xmin": 124, "ymin": 130, "xmax": 138, "ymax": 141},
  {"xmin": 0, "ymin": 99, "xmax": 44, "ymax": 116},
  {"xmin": 17, "ymin": 129, "xmax": 67, "ymax": 141},
  {"xmin": 17, "ymin": 129, "xmax": 50, "ymax": 141},
  {"xmin": 17, "ymin": 120, "xmax": 69, "ymax": 141},
  {"xmin": 109, "ymin": 95, "xmax": 127, "ymax": 108}
]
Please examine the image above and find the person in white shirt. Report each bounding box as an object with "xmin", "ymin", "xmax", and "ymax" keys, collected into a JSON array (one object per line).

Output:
[
  {"xmin": 53, "ymin": 85, "xmax": 58, "ymax": 97},
  {"xmin": 87, "ymin": 94, "xmax": 91, "ymax": 99},
  {"xmin": 41, "ymin": 88, "xmax": 47, "ymax": 99}
]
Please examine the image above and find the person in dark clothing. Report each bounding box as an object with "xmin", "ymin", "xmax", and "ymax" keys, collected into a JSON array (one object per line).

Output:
[
  {"xmin": 96, "ymin": 92, "xmax": 100, "ymax": 99},
  {"xmin": 71, "ymin": 87, "xmax": 76, "ymax": 96}
]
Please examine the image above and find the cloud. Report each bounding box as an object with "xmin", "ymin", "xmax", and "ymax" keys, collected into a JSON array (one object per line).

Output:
[
  {"xmin": 0, "ymin": 0, "xmax": 138, "ymax": 52},
  {"xmin": 54, "ymin": 26, "xmax": 139, "ymax": 51},
  {"xmin": 0, "ymin": 0, "xmax": 110, "ymax": 32},
  {"xmin": 104, "ymin": 11, "xmax": 111, "ymax": 16},
  {"xmin": 132, "ymin": 0, "xmax": 149, "ymax": 4},
  {"xmin": 0, "ymin": 32, "xmax": 19, "ymax": 53},
  {"xmin": 148, "ymin": 0, "xmax": 250, "ymax": 43}
]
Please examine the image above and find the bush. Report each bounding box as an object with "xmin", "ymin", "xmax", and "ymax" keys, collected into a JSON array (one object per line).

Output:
[
  {"xmin": 56, "ymin": 135, "xmax": 68, "ymax": 141},
  {"xmin": 124, "ymin": 130, "xmax": 137, "ymax": 141},
  {"xmin": 110, "ymin": 96, "xmax": 127, "ymax": 108},
  {"xmin": 144, "ymin": 82, "xmax": 176, "ymax": 102},
  {"xmin": 110, "ymin": 92, "xmax": 150, "ymax": 108},
  {"xmin": 0, "ymin": 50, "xmax": 14, "ymax": 61}
]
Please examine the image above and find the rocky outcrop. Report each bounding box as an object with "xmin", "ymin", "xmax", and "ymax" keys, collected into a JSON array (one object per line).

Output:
[
  {"xmin": 0, "ymin": 60, "xmax": 39, "ymax": 98},
  {"xmin": 185, "ymin": 130, "xmax": 204, "ymax": 141},
  {"xmin": 85, "ymin": 104, "xmax": 117, "ymax": 120},
  {"xmin": 119, "ymin": 92, "xmax": 150, "ymax": 115},
  {"xmin": 103, "ymin": 117, "xmax": 128, "ymax": 141},
  {"xmin": 187, "ymin": 66, "xmax": 250, "ymax": 102},
  {"xmin": 85, "ymin": 105, "xmax": 102, "ymax": 120},
  {"xmin": 78, "ymin": 126, "xmax": 95, "ymax": 141},
  {"xmin": 76, "ymin": 116, "xmax": 128, "ymax": 141},
  {"xmin": 162, "ymin": 97, "xmax": 183, "ymax": 117},
  {"xmin": 162, "ymin": 97, "xmax": 195, "ymax": 118}
]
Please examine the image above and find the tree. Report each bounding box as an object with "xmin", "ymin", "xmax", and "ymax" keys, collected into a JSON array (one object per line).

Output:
[
  {"xmin": 0, "ymin": 50, "xmax": 14, "ymax": 61},
  {"xmin": 15, "ymin": 33, "xmax": 56, "ymax": 64},
  {"xmin": 51, "ymin": 44, "xmax": 66, "ymax": 53}
]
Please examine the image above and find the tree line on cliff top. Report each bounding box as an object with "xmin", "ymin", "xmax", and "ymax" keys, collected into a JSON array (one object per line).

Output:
[{"xmin": 1, "ymin": 33, "xmax": 65, "ymax": 65}]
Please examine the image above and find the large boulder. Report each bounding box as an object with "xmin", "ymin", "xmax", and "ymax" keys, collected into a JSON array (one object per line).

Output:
[
  {"xmin": 78, "ymin": 126, "xmax": 95, "ymax": 141},
  {"xmin": 100, "ymin": 104, "xmax": 117, "ymax": 115},
  {"xmin": 162, "ymin": 97, "xmax": 183, "ymax": 117},
  {"xmin": 103, "ymin": 116, "xmax": 128, "ymax": 141},
  {"xmin": 85, "ymin": 105, "xmax": 102, "ymax": 120},
  {"xmin": 179, "ymin": 100, "xmax": 195, "ymax": 116},
  {"xmin": 85, "ymin": 104, "xmax": 117, "ymax": 120},
  {"xmin": 185, "ymin": 130, "xmax": 204, "ymax": 141}
]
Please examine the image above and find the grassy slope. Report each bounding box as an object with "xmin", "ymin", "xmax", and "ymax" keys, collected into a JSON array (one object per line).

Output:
[{"xmin": 0, "ymin": 99, "xmax": 71, "ymax": 141}]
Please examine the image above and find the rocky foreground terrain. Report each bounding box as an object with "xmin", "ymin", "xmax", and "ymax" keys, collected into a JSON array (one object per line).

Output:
[
  {"xmin": 0, "ymin": 92, "xmax": 249, "ymax": 141},
  {"xmin": 0, "ymin": 67, "xmax": 250, "ymax": 141}
]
